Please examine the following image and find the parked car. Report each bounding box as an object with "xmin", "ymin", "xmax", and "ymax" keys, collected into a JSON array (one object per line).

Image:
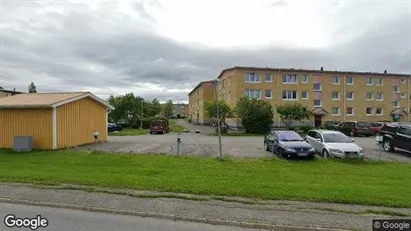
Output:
[
  {"xmin": 305, "ymin": 129, "xmax": 365, "ymax": 159},
  {"xmin": 370, "ymin": 122, "xmax": 384, "ymax": 135},
  {"xmin": 149, "ymin": 119, "xmax": 169, "ymax": 134},
  {"xmin": 376, "ymin": 122, "xmax": 411, "ymax": 153},
  {"xmin": 339, "ymin": 121, "xmax": 374, "ymax": 137},
  {"xmin": 108, "ymin": 123, "xmax": 122, "ymax": 133},
  {"xmin": 323, "ymin": 121, "xmax": 341, "ymax": 128},
  {"xmin": 263, "ymin": 130, "xmax": 316, "ymax": 158}
]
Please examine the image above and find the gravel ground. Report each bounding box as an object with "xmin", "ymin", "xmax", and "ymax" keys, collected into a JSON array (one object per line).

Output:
[
  {"xmin": 77, "ymin": 131, "xmax": 411, "ymax": 162},
  {"xmin": 76, "ymin": 119, "xmax": 411, "ymax": 162}
]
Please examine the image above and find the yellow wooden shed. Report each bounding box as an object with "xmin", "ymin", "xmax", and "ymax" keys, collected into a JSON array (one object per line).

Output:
[{"xmin": 0, "ymin": 92, "xmax": 114, "ymax": 150}]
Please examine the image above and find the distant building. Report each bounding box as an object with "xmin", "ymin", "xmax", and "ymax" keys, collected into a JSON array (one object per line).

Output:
[
  {"xmin": 171, "ymin": 103, "xmax": 188, "ymax": 118},
  {"xmin": 0, "ymin": 88, "xmax": 23, "ymax": 98},
  {"xmin": 187, "ymin": 81, "xmax": 215, "ymax": 125}
]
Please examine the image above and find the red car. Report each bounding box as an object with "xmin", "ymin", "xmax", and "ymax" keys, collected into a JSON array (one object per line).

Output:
[
  {"xmin": 149, "ymin": 119, "xmax": 169, "ymax": 134},
  {"xmin": 370, "ymin": 122, "xmax": 384, "ymax": 135}
]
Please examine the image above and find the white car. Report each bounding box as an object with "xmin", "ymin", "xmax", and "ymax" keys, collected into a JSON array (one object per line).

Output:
[{"xmin": 305, "ymin": 129, "xmax": 365, "ymax": 159}]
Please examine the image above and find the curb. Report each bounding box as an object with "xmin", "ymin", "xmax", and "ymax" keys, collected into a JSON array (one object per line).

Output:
[{"xmin": 0, "ymin": 197, "xmax": 351, "ymax": 231}]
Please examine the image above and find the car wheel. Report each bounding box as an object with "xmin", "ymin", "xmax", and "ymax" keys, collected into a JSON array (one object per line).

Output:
[
  {"xmin": 322, "ymin": 149, "xmax": 330, "ymax": 158},
  {"xmin": 278, "ymin": 148, "xmax": 284, "ymax": 158},
  {"xmin": 150, "ymin": 131, "xmax": 153, "ymax": 134},
  {"xmin": 264, "ymin": 142, "xmax": 268, "ymax": 151},
  {"xmin": 383, "ymin": 139, "xmax": 394, "ymax": 152}
]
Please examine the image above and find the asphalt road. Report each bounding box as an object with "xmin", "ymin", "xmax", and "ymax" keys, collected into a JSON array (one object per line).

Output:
[{"xmin": 0, "ymin": 203, "xmax": 262, "ymax": 231}]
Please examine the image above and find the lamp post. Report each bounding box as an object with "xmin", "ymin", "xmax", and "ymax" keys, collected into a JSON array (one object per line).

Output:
[{"xmin": 214, "ymin": 79, "xmax": 223, "ymax": 158}]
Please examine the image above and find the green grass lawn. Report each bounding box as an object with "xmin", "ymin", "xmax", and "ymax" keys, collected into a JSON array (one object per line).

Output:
[
  {"xmin": 0, "ymin": 149, "xmax": 410, "ymax": 207},
  {"xmin": 169, "ymin": 119, "xmax": 186, "ymax": 132},
  {"xmin": 108, "ymin": 128, "xmax": 149, "ymax": 136}
]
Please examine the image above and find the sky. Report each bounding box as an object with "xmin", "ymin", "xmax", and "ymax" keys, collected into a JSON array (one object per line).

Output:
[{"xmin": 0, "ymin": 0, "xmax": 410, "ymax": 103}]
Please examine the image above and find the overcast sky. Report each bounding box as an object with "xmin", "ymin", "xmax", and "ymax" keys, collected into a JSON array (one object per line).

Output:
[{"xmin": 0, "ymin": 0, "xmax": 410, "ymax": 103}]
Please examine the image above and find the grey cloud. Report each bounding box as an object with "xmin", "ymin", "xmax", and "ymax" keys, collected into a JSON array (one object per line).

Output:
[{"xmin": 0, "ymin": 1, "xmax": 410, "ymax": 102}]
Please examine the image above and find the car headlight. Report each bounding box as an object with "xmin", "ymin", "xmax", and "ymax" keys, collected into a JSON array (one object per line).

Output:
[
  {"xmin": 309, "ymin": 147, "xmax": 315, "ymax": 152},
  {"xmin": 330, "ymin": 149, "xmax": 343, "ymax": 153},
  {"xmin": 359, "ymin": 149, "xmax": 364, "ymax": 154}
]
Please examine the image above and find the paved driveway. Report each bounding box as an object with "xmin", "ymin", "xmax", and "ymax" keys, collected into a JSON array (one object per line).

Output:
[{"xmin": 78, "ymin": 130, "xmax": 411, "ymax": 162}]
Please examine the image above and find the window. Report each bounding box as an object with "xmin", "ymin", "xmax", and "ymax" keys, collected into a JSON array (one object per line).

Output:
[
  {"xmin": 401, "ymin": 93, "xmax": 406, "ymax": 99},
  {"xmin": 332, "ymin": 76, "xmax": 340, "ymax": 84},
  {"xmin": 393, "ymin": 86, "xmax": 399, "ymax": 93},
  {"xmin": 366, "ymin": 107, "xmax": 373, "ymax": 115},
  {"xmin": 331, "ymin": 91, "xmax": 340, "ymax": 100},
  {"xmin": 265, "ymin": 73, "xmax": 272, "ymax": 82},
  {"xmin": 265, "ymin": 89, "xmax": 272, "ymax": 98},
  {"xmin": 401, "ymin": 78, "xmax": 406, "ymax": 84},
  {"xmin": 366, "ymin": 92, "xmax": 373, "ymax": 100},
  {"xmin": 346, "ymin": 92, "xmax": 354, "ymax": 100},
  {"xmin": 245, "ymin": 89, "xmax": 261, "ymax": 99},
  {"xmin": 366, "ymin": 77, "xmax": 373, "ymax": 85},
  {"xmin": 332, "ymin": 107, "xmax": 340, "ymax": 115},
  {"xmin": 376, "ymin": 107, "xmax": 383, "ymax": 115},
  {"xmin": 392, "ymin": 101, "xmax": 399, "ymax": 107},
  {"xmin": 282, "ymin": 74, "xmax": 297, "ymax": 83},
  {"xmin": 313, "ymin": 99, "xmax": 322, "ymax": 107},
  {"xmin": 282, "ymin": 90, "xmax": 297, "ymax": 100},
  {"xmin": 346, "ymin": 76, "xmax": 354, "ymax": 84},
  {"xmin": 376, "ymin": 92, "xmax": 384, "ymax": 100},
  {"xmin": 245, "ymin": 73, "xmax": 261, "ymax": 83},
  {"xmin": 301, "ymin": 75, "xmax": 308, "ymax": 83},
  {"xmin": 313, "ymin": 83, "xmax": 322, "ymax": 91},
  {"xmin": 397, "ymin": 127, "xmax": 411, "ymax": 136},
  {"xmin": 346, "ymin": 107, "xmax": 354, "ymax": 115},
  {"xmin": 301, "ymin": 91, "xmax": 308, "ymax": 99},
  {"xmin": 376, "ymin": 78, "xmax": 383, "ymax": 85}
]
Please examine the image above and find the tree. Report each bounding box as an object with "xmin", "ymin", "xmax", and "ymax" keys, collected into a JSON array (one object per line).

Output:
[
  {"xmin": 275, "ymin": 103, "xmax": 311, "ymax": 128},
  {"xmin": 161, "ymin": 100, "xmax": 173, "ymax": 118},
  {"xmin": 28, "ymin": 82, "xmax": 37, "ymax": 93},
  {"xmin": 235, "ymin": 96, "xmax": 274, "ymax": 134},
  {"xmin": 146, "ymin": 98, "xmax": 162, "ymax": 117},
  {"xmin": 204, "ymin": 100, "xmax": 232, "ymax": 133}
]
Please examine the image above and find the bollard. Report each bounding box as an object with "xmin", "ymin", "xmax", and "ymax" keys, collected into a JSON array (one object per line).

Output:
[{"xmin": 177, "ymin": 137, "xmax": 181, "ymax": 155}]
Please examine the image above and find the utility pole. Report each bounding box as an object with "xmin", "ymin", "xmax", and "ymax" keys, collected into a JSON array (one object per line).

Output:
[
  {"xmin": 140, "ymin": 103, "xmax": 143, "ymax": 129},
  {"xmin": 215, "ymin": 79, "xmax": 223, "ymax": 158}
]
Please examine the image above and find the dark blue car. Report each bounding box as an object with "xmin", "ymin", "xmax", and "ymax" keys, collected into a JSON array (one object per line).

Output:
[
  {"xmin": 108, "ymin": 123, "xmax": 123, "ymax": 133},
  {"xmin": 264, "ymin": 130, "xmax": 316, "ymax": 158}
]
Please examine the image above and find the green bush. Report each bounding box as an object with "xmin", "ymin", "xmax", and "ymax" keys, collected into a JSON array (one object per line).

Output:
[
  {"xmin": 299, "ymin": 125, "xmax": 314, "ymax": 134},
  {"xmin": 235, "ymin": 96, "xmax": 274, "ymax": 134}
]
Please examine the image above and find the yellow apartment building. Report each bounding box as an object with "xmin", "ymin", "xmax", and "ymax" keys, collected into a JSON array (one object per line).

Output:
[
  {"xmin": 188, "ymin": 80, "xmax": 215, "ymax": 125},
  {"xmin": 212, "ymin": 66, "xmax": 410, "ymax": 128}
]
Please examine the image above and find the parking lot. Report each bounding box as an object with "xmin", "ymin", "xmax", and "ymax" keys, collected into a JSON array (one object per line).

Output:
[{"xmin": 78, "ymin": 131, "xmax": 411, "ymax": 163}]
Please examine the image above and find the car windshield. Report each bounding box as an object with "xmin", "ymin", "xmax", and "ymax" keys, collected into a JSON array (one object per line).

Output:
[
  {"xmin": 151, "ymin": 121, "xmax": 162, "ymax": 126},
  {"xmin": 323, "ymin": 133, "xmax": 352, "ymax": 143},
  {"xmin": 278, "ymin": 131, "xmax": 304, "ymax": 141},
  {"xmin": 357, "ymin": 122, "xmax": 371, "ymax": 127}
]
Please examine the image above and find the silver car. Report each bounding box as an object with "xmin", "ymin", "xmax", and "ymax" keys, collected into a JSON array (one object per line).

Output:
[{"xmin": 305, "ymin": 129, "xmax": 365, "ymax": 159}]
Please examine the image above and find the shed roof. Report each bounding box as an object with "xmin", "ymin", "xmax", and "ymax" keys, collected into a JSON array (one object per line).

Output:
[{"xmin": 0, "ymin": 92, "xmax": 114, "ymax": 110}]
